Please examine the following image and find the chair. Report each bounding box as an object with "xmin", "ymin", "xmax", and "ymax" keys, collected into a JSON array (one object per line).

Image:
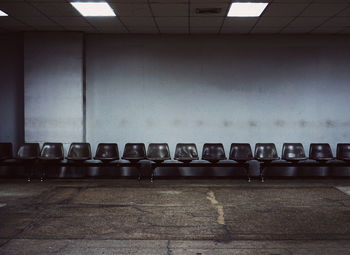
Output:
[
  {"xmin": 229, "ymin": 143, "xmax": 253, "ymax": 162},
  {"xmin": 17, "ymin": 143, "xmax": 40, "ymax": 161},
  {"xmin": 174, "ymin": 143, "xmax": 199, "ymax": 163},
  {"xmin": 67, "ymin": 143, "xmax": 92, "ymax": 161},
  {"xmin": 282, "ymin": 143, "xmax": 307, "ymax": 162},
  {"xmin": 0, "ymin": 143, "xmax": 13, "ymax": 161},
  {"xmin": 202, "ymin": 143, "xmax": 226, "ymax": 163},
  {"xmin": 309, "ymin": 143, "xmax": 334, "ymax": 162},
  {"xmin": 39, "ymin": 143, "xmax": 64, "ymax": 181},
  {"xmin": 147, "ymin": 143, "xmax": 171, "ymax": 163},
  {"xmin": 39, "ymin": 143, "xmax": 64, "ymax": 161},
  {"xmin": 94, "ymin": 143, "xmax": 119, "ymax": 162},
  {"xmin": 229, "ymin": 143, "xmax": 253, "ymax": 182},
  {"xmin": 122, "ymin": 143, "xmax": 146, "ymax": 162},
  {"xmin": 337, "ymin": 143, "xmax": 350, "ymax": 161},
  {"xmin": 17, "ymin": 143, "xmax": 40, "ymax": 181},
  {"xmin": 254, "ymin": 143, "xmax": 280, "ymax": 182}
]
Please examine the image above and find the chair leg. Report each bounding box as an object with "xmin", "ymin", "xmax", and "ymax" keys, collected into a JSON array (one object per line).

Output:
[
  {"xmin": 259, "ymin": 163, "xmax": 265, "ymax": 183},
  {"xmin": 136, "ymin": 165, "xmax": 141, "ymax": 182},
  {"xmin": 27, "ymin": 164, "xmax": 32, "ymax": 182},
  {"xmin": 41, "ymin": 164, "xmax": 46, "ymax": 182},
  {"xmin": 244, "ymin": 164, "xmax": 251, "ymax": 183},
  {"xmin": 150, "ymin": 165, "xmax": 156, "ymax": 183}
]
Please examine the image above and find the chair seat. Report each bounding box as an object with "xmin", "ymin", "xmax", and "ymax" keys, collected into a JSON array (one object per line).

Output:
[
  {"xmin": 256, "ymin": 157, "xmax": 280, "ymax": 161},
  {"xmin": 0, "ymin": 156, "xmax": 11, "ymax": 161},
  {"xmin": 315, "ymin": 158, "xmax": 333, "ymax": 161},
  {"xmin": 338, "ymin": 157, "xmax": 350, "ymax": 161},
  {"xmin": 234, "ymin": 158, "xmax": 252, "ymax": 162},
  {"xmin": 67, "ymin": 157, "xmax": 90, "ymax": 161},
  {"xmin": 148, "ymin": 157, "xmax": 170, "ymax": 161},
  {"xmin": 175, "ymin": 157, "xmax": 197, "ymax": 162},
  {"xmin": 39, "ymin": 156, "xmax": 63, "ymax": 161},
  {"xmin": 17, "ymin": 156, "xmax": 37, "ymax": 161},
  {"xmin": 94, "ymin": 156, "xmax": 119, "ymax": 162},
  {"xmin": 285, "ymin": 157, "xmax": 308, "ymax": 162},
  {"xmin": 122, "ymin": 157, "xmax": 145, "ymax": 161}
]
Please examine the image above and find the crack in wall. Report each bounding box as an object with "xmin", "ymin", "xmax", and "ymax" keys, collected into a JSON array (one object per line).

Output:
[{"xmin": 206, "ymin": 190, "xmax": 225, "ymax": 225}]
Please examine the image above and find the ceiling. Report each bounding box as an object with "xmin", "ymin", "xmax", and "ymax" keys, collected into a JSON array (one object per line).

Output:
[{"xmin": 0, "ymin": 0, "xmax": 349, "ymax": 34}]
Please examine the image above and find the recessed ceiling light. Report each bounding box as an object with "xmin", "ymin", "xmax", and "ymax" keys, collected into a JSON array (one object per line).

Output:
[
  {"xmin": 0, "ymin": 10, "xmax": 8, "ymax": 16},
  {"xmin": 70, "ymin": 2, "xmax": 116, "ymax": 17},
  {"xmin": 227, "ymin": 2, "xmax": 268, "ymax": 17}
]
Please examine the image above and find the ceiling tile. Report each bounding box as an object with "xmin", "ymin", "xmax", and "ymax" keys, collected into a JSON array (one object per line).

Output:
[
  {"xmin": 155, "ymin": 17, "xmax": 188, "ymax": 27},
  {"xmin": 110, "ymin": 3, "xmax": 151, "ymax": 17},
  {"xmin": 190, "ymin": 3, "xmax": 229, "ymax": 17},
  {"xmin": 223, "ymin": 17, "xmax": 258, "ymax": 27},
  {"xmin": 119, "ymin": 17, "xmax": 155, "ymax": 26},
  {"xmin": 220, "ymin": 26, "xmax": 252, "ymax": 34},
  {"xmin": 191, "ymin": 26, "xmax": 220, "ymax": 33},
  {"xmin": 251, "ymin": 26, "xmax": 282, "ymax": 34},
  {"xmin": 190, "ymin": 17, "xmax": 224, "ymax": 27},
  {"xmin": 300, "ymin": 4, "xmax": 348, "ymax": 16},
  {"xmin": 311, "ymin": 26, "xmax": 344, "ymax": 33},
  {"xmin": 263, "ymin": 3, "xmax": 309, "ymax": 17},
  {"xmin": 288, "ymin": 17, "xmax": 329, "ymax": 26},
  {"xmin": 66, "ymin": 26, "xmax": 97, "ymax": 33},
  {"xmin": 0, "ymin": 16, "xmax": 32, "ymax": 30},
  {"xmin": 151, "ymin": 4, "xmax": 188, "ymax": 17},
  {"xmin": 52, "ymin": 17, "xmax": 90, "ymax": 27},
  {"xmin": 256, "ymin": 17, "xmax": 294, "ymax": 27},
  {"xmin": 128, "ymin": 26, "xmax": 159, "ymax": 33},
  {"xmin": 280, "ymin": 26, "xmax": 314, "ymax": 33},
  {"xmin": 16, "ymin": 16, "xmax": 60, "ymax": 28},
  {"xmin": 85, "ymin": 17, "xmax": 124, "ymax": 28},
  {"xmin": 339, "ymin": 27, "xmax": 350, "ymax": 33},
  {"xmin": 323, "ymin": 16, "xmax": 350, "ymax": 26},
  {"xmin": 96, "ymin": 26, "xmax": 128, "ymax": 33},
  {"xmin": 159, "ymin": 27, "xmax": 188, "ymax": 34},
  {"xmin": 337, "ymin": 6, "xmax": 350, "ymax": 16},
  {"xmin": 0, "ymin": 2, "xmax": 43, "ymax": 17},
  {"xmin": 149, "ymin": 0, "xmax": 188, "ymax": 3},
  {"xmin": 31, "ymin": 3, "xmax": 79, "ymax": 17}
]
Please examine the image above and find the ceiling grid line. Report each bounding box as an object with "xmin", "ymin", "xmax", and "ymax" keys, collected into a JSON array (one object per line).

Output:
[
  {"xmin": 248, "ymin": 0, "xmax": 275, "ymax": 34},
  {"xmin": 146, "ymin": 0, "xmax": 160, "ymax": 34},
  {"xmin": 308, "ymin": 3, "xmax": 350, "ymax": 34}
]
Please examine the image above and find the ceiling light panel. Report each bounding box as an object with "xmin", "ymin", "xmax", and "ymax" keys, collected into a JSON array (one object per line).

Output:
[
  {"xmin": 70, "ymin": 2, "xmax": 116, "ymax": 17},
  {"xmin": 228, "ymin": 2, "xmax": 268, "ymax": 17}
]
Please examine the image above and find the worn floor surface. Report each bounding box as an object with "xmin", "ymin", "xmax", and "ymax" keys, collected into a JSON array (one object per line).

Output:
[{"xmin": 0, "ymin": 179, "xmax": 349, "ymax": 254}]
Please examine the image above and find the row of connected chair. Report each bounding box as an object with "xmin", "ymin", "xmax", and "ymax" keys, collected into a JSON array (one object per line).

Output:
[{"xmin": 1, "ymin": 142, "xmax": 350, "ymax": 182}]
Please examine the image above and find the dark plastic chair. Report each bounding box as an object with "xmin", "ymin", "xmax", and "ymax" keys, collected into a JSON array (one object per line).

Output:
[
  {"xmin": 67, "ymin": 143, "xmax": 92, "ymax": 161},
  {"xmin": 282, "ymin": 143, "xmax": 307, "ymax": 162},
  {"xmin": 202, "ymin": 143, "xmax": 226, "ymax": 163},
  {"xmin": 309, "ymin": 143, "xmax": 334, "ymax": 162},
  {"xmin": 229, "ymin": 143, "xmax": 253, "ymax": 182},
  {"xmin": 254, "ymin": 143, "xmax": 280, "ymax": 161},
  {"xmin": 0, "ymin": 143, "xmax": 13, "ymax": 161},
  {"xmin": 254, "ymin": 143, "xmax": 279, "ymax": 182},
  {"xmin": 174, "ymin": 143, "xmax": 199, "ymax": 163},
  {"xmin": 337, "ymin": 143, "xmax": 350, "ymax": 161},
  {"xmin": 39, "ymin": 143, "xmax": 64, "ymax": 161},
  {"xmin": 17, "ymin": 143, "xmax": 40, "ymax": 161},
  {"xmin": 94, "ymin": 143, "xmax": 119, "ymax": 162},
  {"xmin": 17, "ymin": 143, "xmax": 40, "ymax": 182},
  {"xmin": 39, "ymin": 143, "xmax": 64, "ymax": 181},
  {"xmin": 122, "ymin": 143, "xmax": 146, "ymax": 162},
  {"xmin": 147, "ymin": 143, "xmax": 171, "ymax": 163},
  {"xmin": 229, "ymin": 143, "xmax": 253, "ymax": 162}
]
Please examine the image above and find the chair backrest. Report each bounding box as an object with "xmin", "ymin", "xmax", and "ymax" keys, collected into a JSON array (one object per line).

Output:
[
  {"xmin": 229, "ymin": 143, "xmax": 253, "ymax": 161},
  {"xmin": 282, "ymin": 143, "xmax": 306, "ymax": 160},
  {"xmin": 40, "ymin": 143, "xmax": 64, "ymax": 160},
  {"xmin": 254, "ymin": 143, "xmax": 279, "ymax": 160},
  {"xmin": 0, "ymin": 143, "xmax": 13, "ymax": 160},
  {"xmin": 147, "ymin": 143, "xmax": 171, "ymax": 160},
  {"xmin": 337, "ymin": 143, "xmax": 350, "ymax": 160},
  {"xmin": 174, "ymin": 143, "xmax": 199, "ymax": 161},
  {"xmin": 122, "ymin": 143, "xmax": 146, "ymax": 161},
  {"xmin": 95, "ymin": 143, "xmax": 119, "ymax": 161},
  {"xmin": 309, "ymin": 143, "xmax": 333, "ymax": 160},
  {"xmin": 17, "ymin": 143, "xmax": 40, "ymax": 159},
  {"xmin": 67, "ymin": 143, "xmax": 92, "ymax": 160},
  {"xmin": 202, "ymin": 143, "xmax": 226, "ymax": 162}
]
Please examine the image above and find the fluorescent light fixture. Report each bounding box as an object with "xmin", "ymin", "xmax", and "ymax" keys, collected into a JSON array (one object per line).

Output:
[
  {"xmin": 228, "ymin": 2, "xmax": 268, "ymax": 17},
  {"xmin": 0, "ymin": 10, "xmax": 8, "ymax": 16},
  {"xmin": 70, "ymin": 2, "xmax": 116, "ymax": 17}
]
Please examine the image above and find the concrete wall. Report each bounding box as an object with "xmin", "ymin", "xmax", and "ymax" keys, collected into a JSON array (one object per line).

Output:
[
  {"xmin": 24, "ymin": 32, "xmax": 84, "ymax": 151},
  {"xmin": 0, "ymin": 33, "xmax": 24, "ymax": 152},
  {"xmin": 86, "ymin": 35, "xmax": 350, "ymax": 156}
]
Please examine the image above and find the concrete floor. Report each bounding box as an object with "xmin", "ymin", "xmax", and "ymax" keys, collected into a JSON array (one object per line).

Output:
[{"xmin": 0, "ymin": 179, "xmax": 349, "ymax": 255}]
